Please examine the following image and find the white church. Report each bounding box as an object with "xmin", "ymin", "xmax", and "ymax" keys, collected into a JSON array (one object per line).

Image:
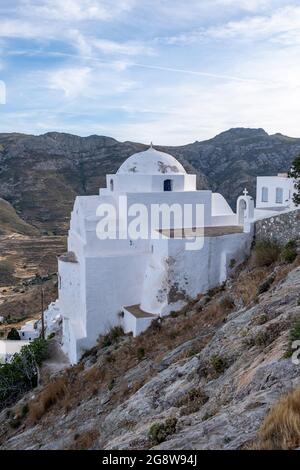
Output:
[{"xmin": 45, "ymin": 146, "xmax": 296, "ymax": 364}]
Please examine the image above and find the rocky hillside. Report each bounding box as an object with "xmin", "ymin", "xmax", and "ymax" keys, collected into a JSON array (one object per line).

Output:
[
  {"xmin": 0, "ymin": 198, "xmax": 38, "ymax": 236},
  {"xmin": 0, "ymin": 129, "xmax": 299, "ymax": 234},
  {"xmin": 1, "ymin": 249, "xmax": 300, "ymax": 450}
]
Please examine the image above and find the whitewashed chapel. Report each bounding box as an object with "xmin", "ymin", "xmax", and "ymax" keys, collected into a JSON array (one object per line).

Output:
[{"xmin": 45, "ymin": 146, "xmax": 296, "ymax": 363}]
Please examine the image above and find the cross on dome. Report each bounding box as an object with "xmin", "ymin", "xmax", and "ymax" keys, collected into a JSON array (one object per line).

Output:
[{"xmin": 243, "ymin": 188, "xmax": 249, "ymax": 196}]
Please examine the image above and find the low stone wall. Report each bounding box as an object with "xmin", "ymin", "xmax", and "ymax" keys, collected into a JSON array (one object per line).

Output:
[{"xmin": 255, "ymin": 209, "xmax": 300, "ymax": 245}]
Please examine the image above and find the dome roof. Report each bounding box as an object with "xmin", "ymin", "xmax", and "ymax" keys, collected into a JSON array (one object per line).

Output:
[{"xmin": 117, "ymin": 147, "xmax": 186, "ymax": 175}]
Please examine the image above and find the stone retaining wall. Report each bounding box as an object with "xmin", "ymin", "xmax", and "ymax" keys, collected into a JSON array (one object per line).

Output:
[{"xmin": 255, "ymin": 209, "xmax": 300, "ymax": 245}]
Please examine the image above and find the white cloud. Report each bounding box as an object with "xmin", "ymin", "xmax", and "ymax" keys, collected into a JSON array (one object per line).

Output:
[
  {"xmin": 92, "ymin": 39, "xmax": 154, "ymax": 56},
  {"xmin": 0, "ymin": 19, "xmax": 52, "ymax": 39},
  {"xmin": 20, "ymin": 0, "xmax": 135, "ymax": 22},
  {"xmin": 164, "ymin": 4, "xmax": 300, "ymax": 45},
  {"xmin": 48, "ymin": 67, "xmax": 91, "ymax": 98}
]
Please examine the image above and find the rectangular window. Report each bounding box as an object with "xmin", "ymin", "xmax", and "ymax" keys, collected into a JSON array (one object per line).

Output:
[
  {"xmin": 276, "ymin": 187, "xmax": 283, "ymax": 204},
  {"xmin": 261, "ymin": 187, "xmax": 268, "ymax": 202}
]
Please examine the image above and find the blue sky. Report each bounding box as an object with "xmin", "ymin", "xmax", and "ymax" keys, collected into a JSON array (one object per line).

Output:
[{"xmin": 0, "ymin": 0, "xmax": 300, "ymax": 144}]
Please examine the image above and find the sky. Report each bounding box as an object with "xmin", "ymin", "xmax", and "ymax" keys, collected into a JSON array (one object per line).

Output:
[{"xmin": 0, "ymin": 0, "xmax": 300, "ymax": 144}]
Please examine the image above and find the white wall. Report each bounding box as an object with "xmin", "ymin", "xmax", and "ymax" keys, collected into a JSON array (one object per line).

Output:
[
  {"xmin": 141, "ymin": 230, "xmax": 253, "ymax": 316},
  {"xmin": 105, "ymin": 173, "xmax": 196, "ymax": 193},
  {"xmin": 79, "ymin": 251, "xmax": 149, "ymax": 355},
  {"xmin": 0, "ymin": 340, "xmax": 30, "ymax": 363},
  {"xmin": 256, "ymin": 176, "xmax": 296, "ymax": 209}
]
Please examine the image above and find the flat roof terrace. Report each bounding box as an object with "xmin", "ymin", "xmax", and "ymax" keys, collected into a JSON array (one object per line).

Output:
[
  {"xmin": 158, "ymin": 226, "xmax": 244, "ymax": 238},
  {"xmin": 123, "ymin": 304, "xmax": 157, "ymax": 319}
]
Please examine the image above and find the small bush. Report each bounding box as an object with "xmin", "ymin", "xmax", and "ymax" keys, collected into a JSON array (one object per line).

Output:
[
  {"xmin": 176, "ymin": 388, "xmax": 208, "ymax": 416},
  {"xmin": 257, "ymin": 275, "xmax": 275, "ymax": 295},
  {"xmin": 255, "ymin": 314, "xmax": 268, "ymax": 325},
  {"xmin": 108, "ymin": 379, "xmax": 115, "ymax": 391},
  {"xmin": 254, "ymin": 331, "xmax": 269, "ymax": 347},
  {"xmin": 99, "ymin": 326, "xmax": 124, "ymax": 348},
  {"xmin": 7, "ymin": 328, "xmax": 20, "ymax": 340},
  {"xmin": 71, "ymin": 429, "xmax": 99, "ymax": 450},
  {"xmin": 9, "ymin": 418, "xmax": 21, "ymax": 429},
  {"xmin": 28, "ymin": 376, "xmax": 67, "ymax": 424},
  {"xmin": 148, "ymin": 417, "xmax": 177, "ymax": 445},
  {"xmin": 210, "ymin": 354, "xmax": 228, "ymax": 375},
  {"xmin": 136, "ymin": 347, "xmax": 145, "ymax": 361},
  {"xmin": 21, "ymin": 403, "xmax": 29, "ymax": 418},
  {"xmin": 281, "ymin": 240, "xmax": 297, "ymax": 264},
  {"xmin": 252, "ymin": 240, "xmax": 280, "ymax": 267},
  {"xmin": 219, "ymin": 295, "xmax": 235, "ymax": 313}
]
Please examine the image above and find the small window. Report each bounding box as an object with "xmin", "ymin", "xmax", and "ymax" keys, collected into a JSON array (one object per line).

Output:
[
  {"xmin": 261, "ymin": 187, "xmax": 268, "ymax": 203},
  {"xmin": 164, "ymin": 179, "xmax": 173, "ymax": 191},
  {"xmin": 110, "ymin": 179, "xmax": 114, "ymax": 191},
  {"xmin": 276, "ymin": 187, "xmax": 283, "ymax": 204}
]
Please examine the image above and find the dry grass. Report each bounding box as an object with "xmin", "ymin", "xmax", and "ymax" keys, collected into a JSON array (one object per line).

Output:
[
  {"xmin": 16, "ymin": 255, "xmax": 299, "ymax": 436},
  {"xmin": 251, "ymin": 388, "xmax": 300, "ymax": 449},
  {"xmin": 70, "ymin": 429, "xmax": 99, "ymax": 450},
  {"xmin": 231, "ymin": 265, "xmax": 270, "ymax": 306},
  {"xmin": 27, "ymin": 376, "xmax": 67, "ymax": 424},
  {"xmin": 251, "ymin": 240, "xmax": 281, "ymax": 268}
]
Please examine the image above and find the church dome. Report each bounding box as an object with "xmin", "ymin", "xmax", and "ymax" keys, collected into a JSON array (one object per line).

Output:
[{"xmin": 117, "ymin": 146, "xmax": 186, "ymax": 175}]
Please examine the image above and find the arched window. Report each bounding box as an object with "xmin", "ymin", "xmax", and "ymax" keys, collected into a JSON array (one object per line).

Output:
[
  {"xmin": 110, "ymin": 179, "xmax": 114, "ymax": 191},
  {"xmin": 261, "ymin": 187, "xmax": 268, "ymax": 203},
  {"xmin": 164, "ymin": 179, "xmax": 173, "ymax": 191},
  {"xmin": 276, "ymin": 187, "xmax": 283, "ymax": 204}
]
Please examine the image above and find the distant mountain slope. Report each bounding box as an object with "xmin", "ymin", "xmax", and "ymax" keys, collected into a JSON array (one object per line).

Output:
[
  {"xmin": 166, "ymin": 128, "xmax": 300, "ymax": 208},
  {"xmin": 0, "ymin": 198, "xmax": 38, "ymax": 236},
  {"xmin": 0, "ymin": 128, "xmax": 299, "ymax": 233}
]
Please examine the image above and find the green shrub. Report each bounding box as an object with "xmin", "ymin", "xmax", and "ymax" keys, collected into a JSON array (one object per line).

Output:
[
  {"xmin": 9, "ymin": 418, "xmax": 21, "ymax": 429},
  {"xmin": 257, "ymin": 275, "xmax": 275, "ymax": 295},
  {"xmin": 252, "ymin": 240, "xmax": 281, "ymax": 267},
  {"xmin": 210, "ymin": 354, "xmax": 228, "ymax": 375},
  {"xmin": 148, "ymin": 417, "xmax": 177, "ymax": 445},
  {"xmin": 0, "ymin": 338, "xmax": 49, "ymax": 411},
  {"xmin": 219, "ymin": 295, "xmax": 235, "ymax": 312},
  {"xmin": 21, "ymin": 403, "xmax": 29, "ymax": 417},
  {"xmin": 108, "ymin": 379, "xmax": 115, "ymax": 391},
  {"xmin": 176, "ymin": 388, "xmax": 208, "ymax": 416},
  {"xmin": 281, "ymin": 240, "xmax": 297, "ymax": 264},
  {"xmin": 7, "ymin": 328, "xmax": 20, "ymax": 340},
  {"xmin": 136, "ymin": 347, "xmax": 145, "ymax": 361},
  {"xmin": 254, "ymin": 331, "xmax": 269, "ymax": 347},
  {"xmin": 100, "ymin": 326, "xmax": 124, "ymax": 348}
]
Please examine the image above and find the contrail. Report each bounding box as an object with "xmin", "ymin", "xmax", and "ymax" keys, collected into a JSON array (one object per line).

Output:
[
  {"xmin": 9, "ymin": 49, "xmax": 263, "ymax": 84},
  {"xmin": 129, "ymin": 62, "xmax": 261, "ymax": 83}
]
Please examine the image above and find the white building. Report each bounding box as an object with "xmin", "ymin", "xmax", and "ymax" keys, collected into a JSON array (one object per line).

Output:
[
  {"xmin": 0, "ymin": 340, "xmax": 30, "ymax": 364},
  {"xmin": 53, "ymin": 146, "xmax": 257, "ymax": 364},
  {"xmin": 17, "ymin": 320, "xmax": 40, "ymax": 341},
  {"xmin": 255, "ymin": 173, "xmax": 296, "ymax": 219}
]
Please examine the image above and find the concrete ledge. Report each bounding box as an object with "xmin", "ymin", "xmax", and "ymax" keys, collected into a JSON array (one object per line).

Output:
[{"xmin": 123, "ymin": 305, "xmax": 157, "ymax": 337}]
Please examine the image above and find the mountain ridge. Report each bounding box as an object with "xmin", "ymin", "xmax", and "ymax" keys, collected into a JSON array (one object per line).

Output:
[{"xmin": 0, "ymin": 127, "xmax": 299, "ymax": 234}]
